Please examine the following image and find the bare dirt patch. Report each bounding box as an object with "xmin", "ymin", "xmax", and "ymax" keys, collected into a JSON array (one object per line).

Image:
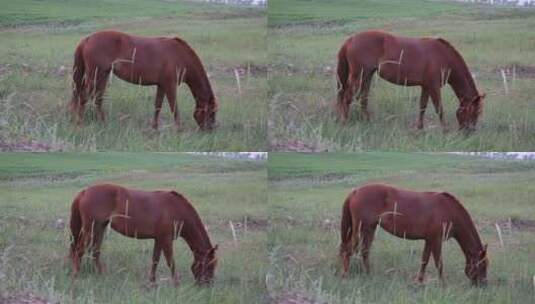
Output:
[
  {"xmin": 217, "ymin": 216, "xmax": 270, "ymax": 232},
  {"xmin": 0, "ymin": 138, "xmax": 67, "ymax": 152},
  {"xmin": 273, "ymin": 292, "xmax": 320, "ymax": 304},
  {"xmin": 494, "ymin": 65, "xmax": 535, "ymax": 79},
  {"xmin": 510, "ymin": 217, "xmax": 535, "ymax": 231},
  {"xmin": 491, "ymin": 217, "xmax": 535, "ymax": 232},
  {"xmin": 226, "ymin": 63, "xmax": 267, "ymax": 78},
  {"xmin": 270, "ymin": 139, "xmax": 330, "ymax": 152},
  {"xmin": 0, "ymin": 293, "xmax": 55, "ymax": 304},
  {"xmin": 268, "ymin": 63, "xmax": 334, "ymax": 77}
]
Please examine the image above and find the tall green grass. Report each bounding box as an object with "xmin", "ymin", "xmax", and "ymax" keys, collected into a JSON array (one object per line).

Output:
[
  {"xmin": 0, "ymin": 153, "xmax": 268, "ymax": 303},
  {"xmin": 266, "ymin": 152, "xmax": 535, "ymax": 303},
  {"xmin": 268, "ymin": 0, "xmax": 535, "ymax": 151},
  {"xmin": 0, "ymin": 0, "xmax": 267, "ymax": 151}
]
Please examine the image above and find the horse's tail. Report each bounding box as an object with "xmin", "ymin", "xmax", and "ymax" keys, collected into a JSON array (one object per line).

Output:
[
  {"xmin": 338, "ymin": 194, "xmax": 353, "ymax": 276},
  {"xmin": 70, "ymin": 39, "xmax": 86, "ymax": 114},
  {"xmin": 340, "ymin": 195, "xmax": 352, "ymax": 250},
  {"xmin": 336, "ymin": 41, "xmax": 350, "ymax": 118},
  {"xmin": 69, "ymin": 190, "xmax": 84, "ymax": 259}
]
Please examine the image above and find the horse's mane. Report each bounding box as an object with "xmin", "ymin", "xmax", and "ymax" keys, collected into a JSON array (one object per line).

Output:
[
  {"xmin": 439, "ymin": 191, "xmax": 471, "ymax": 215},
  {"xmin": 169, "ymin": 190, "xmax": 212, "ymax": 250},
  {"xmin": 435, "ymin": 38, "xmax": 477, "ymax": 92},
  {"xmin": 171, "ymin": 37, "xmax": 205, "ymax": 68},
  {"xmin": 169, "ymin": 37, "xmax": 214, "ymax": 99},
  {"xmin": 439, "ymin": 191, "xmax": 482, "ymax": 247}
]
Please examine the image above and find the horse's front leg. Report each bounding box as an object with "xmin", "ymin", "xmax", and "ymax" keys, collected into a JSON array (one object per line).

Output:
[
  {"xmin": 417, "ymin": 88, "xmax": 430, "ymax": 130},
  {"xmin": 431, "ymin": 238, "xmax": 446, "ymax": 287},
  {"xmin": 164, "ymin": 85, "xmax": 181, "ymax": 131},
  {"xmin": 162, "ymin": 238, "xmax": 180, "ymax": 287},
  {"xmin": 150, "ymin": 239, "xmax": 163, "ymax": 284},
  {"xmin": 430, "ymin": 89, "xmax": 448, "ymax": 132},
  {"xmin": 416, "ymin": 239, "xmax": 432, "ymax": 283},
  {"xmin": 152, "ymin": 86, "xmax": 165, "ymax": 130}
]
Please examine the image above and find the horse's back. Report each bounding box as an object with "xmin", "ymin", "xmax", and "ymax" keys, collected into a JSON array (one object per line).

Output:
[
  {"xmin": 343, "ymin": 30, "xmax": 386, "ymax": 67},
  {"xmin": 77, "ymin": 184, "xmax": 125, "ymax": 221},
  {"xmin": 350, "ymin": 183, "xmax": 449, "ymax": 218},
  {"xmin": 350, "ymin": 183, "xmax": 455, "ymax": 238}
]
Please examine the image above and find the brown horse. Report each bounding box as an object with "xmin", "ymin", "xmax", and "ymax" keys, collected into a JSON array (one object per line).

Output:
[
  {"xmin": 336, "ymin": 30, "xmax": 484, "ymax": 132},
  {"xmin": 69, "ymin": 184, "xmax": 218, "ymax": 285},
  {"xmin": 339, "ymin": 183, "xmax": 488, "ymax": 286},
  {"xmin": 69, "ymin": 30, "xmax": 218, "ymax": 131}
]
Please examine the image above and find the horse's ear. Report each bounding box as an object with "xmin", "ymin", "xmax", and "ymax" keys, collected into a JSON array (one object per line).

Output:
[{"xmin": 481, "ymin": 243, "xmax": 488, "ymax": 257}]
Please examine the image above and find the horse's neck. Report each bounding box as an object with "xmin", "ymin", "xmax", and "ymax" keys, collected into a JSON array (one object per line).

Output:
[
  {"xmin": 446, "ymin": 53, "xmax": 478, "ymax": 103},
  {"xmin": 184, "ymin": 63, "xmax": 214, "ymax": 105},
  {"xmin": 453, "ymin": 215, "xmax": 483, "ymax": 263},
  {"xmin": 181, "ymin": 218, "xmax": 213, "ymax": 258}
]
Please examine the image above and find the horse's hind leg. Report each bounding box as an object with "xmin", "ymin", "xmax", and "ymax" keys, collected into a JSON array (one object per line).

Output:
[
  {"xmin": 72, "ymin": 221, "xmax": 92, "ymax": 275},
  {"xmin": 357, "ymin": 71, "xmax": 374, "ymax": 121},
  {"xmin": 84, "ymin": 65, "xmax": 110, "ymax": 122},
  {"xmin": 360, "ymin": 224, "xmax": 377, "ymax": 274},
  {"xmin": 93, "ymin": 69, "xmax": 110, "ymax": 122},
  {"xmin": 90, "ymin": 221, "xmax": 108, "ymax": 274},
  {"xmin": 338, "ymin": 69, "xmax": 360, "ymax": 123},
  {"xmin": 339, "ymin": 231, "xmax": 358, "ymax": 277},
  {"xmin": 151, "ymin": 86, "xmax": 165, "ymax": 130}
]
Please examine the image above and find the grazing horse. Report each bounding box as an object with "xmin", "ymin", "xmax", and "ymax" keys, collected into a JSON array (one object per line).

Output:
[
  {"xmin": 339, "ymin": 183, "xmax": 488, "ymax": 286},
  {"xmin": 336, "ymin": 30, "xmax": 484, "ymax": 132},
  {"xmin": 69, "ymin": 184, "xmax": 218, "ymax": 285},
  {"xmin": 69, "ymin": 30, "xmax": 218, "ymax": 131}
]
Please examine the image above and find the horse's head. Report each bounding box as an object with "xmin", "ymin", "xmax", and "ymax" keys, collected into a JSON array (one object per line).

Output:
[
  {"xmin": 191, "ymin": 244, "xmax": 218, "ymax": 286},
  {"xmin": 456, "ymin": 93, "xmax": 485, "ymax": 132},
  {"xmin": 194, "ymin": 97, "xmax": 218, "ymax": 131},
  {"xmin": 465, "ymin": 244, "xmax": 488, "ymax": 287}
]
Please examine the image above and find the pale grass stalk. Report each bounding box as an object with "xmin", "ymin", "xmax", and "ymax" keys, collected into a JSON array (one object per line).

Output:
[
  {"xmin": 234, "ymin": 68, "xmax": 242, "ymax": 96},
  {"xmin": 229, "ymin": 220, "xmax": 238, "ymax": 246}
]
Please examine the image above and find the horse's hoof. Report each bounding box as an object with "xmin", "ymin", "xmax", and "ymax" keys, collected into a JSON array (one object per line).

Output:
[{"xmin": 413, "ymin": 276, "xmax": 425, "ymax": 285}]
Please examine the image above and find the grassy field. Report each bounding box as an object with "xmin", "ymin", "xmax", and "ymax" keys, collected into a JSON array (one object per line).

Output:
[
  {"xmin": 267, "ymin": 153, "xmax": 535, "ymax": 303},
  {"xmin": 268, "ymin": 0, "xmax": 535, "ymax": 151},
  {"xmin": 0, "ymin": 0, "xmax": 267, "ymax": 152},
  {"xmin": 0, "ymin": 153, "xmax": 268, "ymax": 303}
]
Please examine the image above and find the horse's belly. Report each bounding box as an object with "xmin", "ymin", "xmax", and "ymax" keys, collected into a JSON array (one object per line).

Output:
[
  {"xmin": 379, "ymin": 214, "xmax": 426, "ymax": 240},
  {"xmin": 112, "ymin": 62, "xmax": 159, "ymax": 86},
  {"xmin": 378, "ymin": 62, "xmax": 421, "ymax": 86},
  {"xmin": 110, "ymin": 217, "xmax": 156, "ymax": 239}
]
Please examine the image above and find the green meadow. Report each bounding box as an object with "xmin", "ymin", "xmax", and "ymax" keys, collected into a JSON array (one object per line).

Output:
[
  {"xmin": 0, "ymin": 153, "xmax": 268, "ymax": 303},
  {"xmin": 268, "ymin": 0, "xmax": 535, "ymax": 151},
  {"xmin": 0, "ymin": 0, "xmax": 267, "ymax": 151},
  {"xmin": 267, "ymin": 153, "xmax": 535, "ymax": 303}
]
